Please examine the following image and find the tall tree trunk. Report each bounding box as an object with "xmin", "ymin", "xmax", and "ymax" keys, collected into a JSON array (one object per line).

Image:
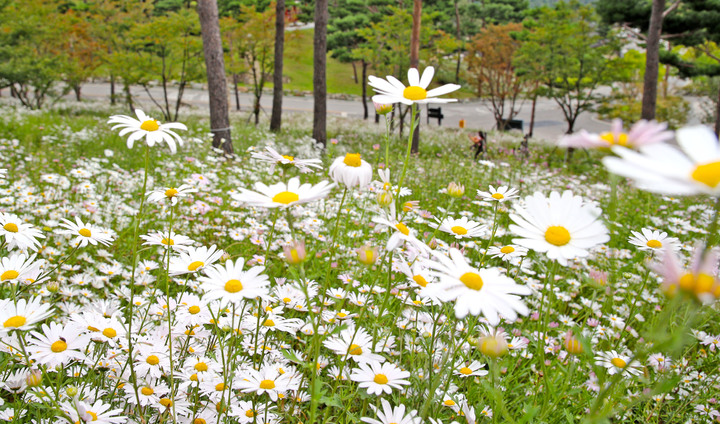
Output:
[
  {"xmin": 110, "ymin": 74, "xmax": 116, "ymax": 105},
  {"xmin": 715, "ymin": 82, "xmax": 720, "ymax": 137},
  {"xmin": 352, "ymin": 61, "xmax": 358, "ymax": 83},
  {"xmin": 642, "ymin": 0, "xmax": 665, "ymax": 120},
  {"xmin": 233, "ymin": 74, "xmax": 241, "ymax": 111},
  {"xmin": 361, "ymin": 60, "xmax": 368, "ymax": 120},
  {"xmin": 73, "ymin": 84, "xmax": 81, "ymax": 101},
  {"xmin": 454, "ymin": 0, "xmax": 461, "ymax": 84},
  {"xmin": 313, "ymin": 0, "xmax": 328, "ymax": 146},
  {"xmin": 528, "ymin": 85, "xmax": 538, "ymax": 138},
  {"xmin": 197, "ymin": 0, "xmax": 234, "ymax": 154},
  {"xmin": 270, "ymin": 0, "xmax": 285, "ymax": 132},
  {"xmin": 410, "ymin": 0, "xmax": 421, "ymax": 154}
]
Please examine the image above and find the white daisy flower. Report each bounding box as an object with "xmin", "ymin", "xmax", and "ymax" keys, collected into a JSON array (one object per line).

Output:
[
  {"xmin": 453, "ymin": 360, "xmax": 489, "ymax": 378},
  {"xmin": 232, "ymin": 177, "xmax": 335, "ymax": 208},
  {"xmin": 140, "ymin": 230, "xmax": 195, "ymax": 252},
  {"xmin": 560, "ymin": 118, "xmax": 673, "ymax": 149},
  {"xmin": 477, "ymin": 185, "xmax": 519, "ymax": 202},
  {"xmin": 198, "ymin": 257, "xmax": 270, "ymax": 304},
  {"xmin": 603, "ymin": 125, "xmax": 720, "ymax": 196},
  {"xmin": 251, "ymin": 146, "xmax": 323, "ymax": 173},
  {"xmin": 361, "ymin": 399, "xmax": 422, "ymax": 424},
  {"xmin": 509, "ymin": 191, "xmax": 609, "ymax": 266},
  {"xmin": 595, "ymin": 350, "xmax": 643, "ymax": 376},
  {"xmin": 146, "ymin": 184, "xmax": 198, "ymax": 206},
  {"xmin": 57, "ymin": 217, "xmax": 114, "ymax": 248},
  {"xmin": 368, "ymin": 66, "xmax": 460, "ymax": 106},
  {"xmin": 0, "ymin": 213, "xmax": 45, "ymax": 252},
  {"xmin": 236, "ymin": 364, "xmax": 297, "ymax": 401},
  {"xmin": 0, "ymin": 297, "xmax": 53, "ymax": 334},
  {"xmin": 108, "ymin": 108, "xmax": 187, "ymax": 154},
  {"xmin": 487, "ymin": 245, "xmax": 528, "ymax": 261},
  {"xmin": 26, "ymin": 322, "xmax": 90, "ymax": 368},
  {"xmin": 422, "ymin": 248, "xmax": 532, "ymax": 323},
  {"xmin": 429, "ymin": 216, "xmax": 486, "ymax": 239},
  {"xmin": 62, "ymin": 399, "xmax": 126, "ymax": 424},
  {"xmin": 0, "ymin": 253, "xmax": 42, "ymax": 284},
  {"xmin": 350, "ymin": 361, "xmax": 411, "ymax": 395},
  {"xmin": 628, "ymin": 228, "xmax": 680, "ymax": 252},
  {"xmin": 329, "ymin": 153, "xmax": 373, "ymax": 189},
  {"xmin": 168, "ymin": 245, "xmax": 224, "ymax": 275},
  {"xmin": 323, "ymin": 326, "xmax": 386, "ymax": 363},
  {"xmin": 372, "ymin": 215, "xmax": 429, "ymax": 252}
]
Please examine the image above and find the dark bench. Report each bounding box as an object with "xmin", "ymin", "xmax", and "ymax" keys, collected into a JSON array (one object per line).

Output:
[
  {"xmin": 427, "ymin": 107, "xmax": 444, "ymax": 126},
  {"xmin": 502, "ymin": 119, "xmax": 523, "ymax": 131}
]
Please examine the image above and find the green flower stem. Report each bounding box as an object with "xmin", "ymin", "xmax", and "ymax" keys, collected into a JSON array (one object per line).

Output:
[
  {"xmin": 165, "ymin": 204, "xmax": 177, "ymax": 422},
  {"xmin": 395, "ymin": 104, "xmax": 418, "ymax": 216}
]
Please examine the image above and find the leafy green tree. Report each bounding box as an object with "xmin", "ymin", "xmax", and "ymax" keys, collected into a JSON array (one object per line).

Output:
[{"xmin": 514, "ymin": 2, "xmax": 618, "ymax": 134}]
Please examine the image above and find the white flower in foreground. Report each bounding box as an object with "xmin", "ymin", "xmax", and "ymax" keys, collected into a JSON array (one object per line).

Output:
[
  {"xmin": 329, "ymin": 153, "xmax": 373, "ymax": 189},
  {"xmin": 198, "ymin": 257, "xmax": 270, "ymax": 304},
  {"xmin": 422, "ymin": 248, "xmax": 531, "ymax": 323},
  {"xmin": 108, "ymin": 109, "xmax": 187, "ymax": 154},
  {"xmin": 57, "ymin": 217, "xmax": 114, "ymax": 248},
  {"xmin": 232, "ymin": 177, "xmax": 335, "ymax": 208},
  {"xmin": 0, "ymin": 253, "xmax": 42, "ymax": 284},
  {"xmin": 27, "ymin": 322, "xmax": 90, "ymax": 368},
  {"xmin": 0, "ymin": 213, "xmax": 45, "ymax": 252},
  {"xmin": 361, "ymin": 399, "xmax": 422, "ymax": 424},
  {"xmin": 236, "ymin": 365, "xmax": 297, "ymax": 401},
  {"xmin": 603, "ymin": 125, "xmax": 720, "ymax": 196},
  {"xmin": 323, "ymin": 326, "xmax": 385, "ymax": 363},
  {"xmin": 0, "ymin": 297, "xmax": 53, "ymax": 334},
  {"xmin": 350, "ymin": 361, "xmax": 411, "ymax": 395},
  {"xmin": 477, "ymin": 185, "xmax": 519, "ymax": 203},
  {"xmin": 509, "ymin": 191, "xmax": 609, "ymax": 266},
  {"xmin": 146, "ymin": 184, "xmax": 197, "ymax": 206},
  {"xmin": 628, "ymin": 228, "xmax": 680, "ymax": 253},
  {"xmin": 429, "ymin": 216, "xmax": 486, "ymax": 239},
  {"xmin": 595, "ymin": 350, "xmax": 643, "ymax": 376},
  {"xmin": 62, "ymin": 399, "xmax": 127, "ymax": 424},
  {"xmin": 251, "ymin": 146, "xmax": 323, "ymax": 173},
  {"xmin": 560, "ymin": 118, "xmax": 673, "ymax": 149},
  {"xmin": 487, "ymin": 245, "xmax": 528, "ymax": 262},
  {"xmin": 168, "ymin": 245, "xmax": 224, "ymax": 275},
  {"xmin": 368, "ymin": 66, "xmax": 460, "ymax": 106}
]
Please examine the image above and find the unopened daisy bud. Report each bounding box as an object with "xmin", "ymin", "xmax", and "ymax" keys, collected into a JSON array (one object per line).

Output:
[
  {"xmin": 283, "ymin": 241, "xmax": 307, "ymax": 265},
  {"xmin": 47, "ymin": 281, "xmax": 59, "ymax": 293},
  {"xmin": 403, "ymin": 200, "xmax": 419, "ymax": 212},
  {"xmin": 564, "ymin": 331, "xmax": 583, "ymax": 355},
  {"xmin": 447, "ymin": 182, "xmax": 465, "ymax": 198},
  {"xmin": 66, "ymin": 385, "xmax": 78, "ymax": 397},
  {"xmin": 26, "ymin": 369, "xmax": 42, "ymax": 387},
  {"xmin": 427, "ymin": 238, "xmax": 439, "ymax": 250},
  {"xmin": 374, "ymin": 102, "xmax": 393, "ymax": 115},
  {"xmin": 377, "ymin": 190, "xmax": 394, "ymax": 207},
  {"xmin": 478, "ymin": 334, "xmax": 508, "ymax": 358},
  {"xmin": 356, "ymin": 245, "xmax": 378, "ymax": 266}
]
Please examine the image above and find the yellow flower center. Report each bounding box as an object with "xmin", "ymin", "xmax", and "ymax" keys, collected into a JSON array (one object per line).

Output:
[
  {"xmin": 459, "ymin": 272, "xmax": 483, "ymax": 291},
  {"xmin": 3, "ymin": 315, "xmax": 26, "ymax": 328},
  {"xmin": 194, "ymin": 362, "xmax": 208, "ymax": 372},
  {"xmin": 188, "ymin": 305, "xmax": 201, "ymax": 314},
  {"xmin": 215, "ymin": 383, "xmax": 225, "ymax": 391},
  {"xmin": 692, "ymin": 161, "xmax": 720, "ymax": 188},
  {"xmin": 140, "ymin": 120, "xmax": 160, "ymax": 132},
  {"xmin": 395, "ymin": 223, "xmax": 410, "ymax": 235},
  {"xmin": 51, "ymin": 340, "xmax": 67, "ymax": 353},
  {"xmin": 102, "ymin": 328, "xmax": 117, "ymax": 338},
  {"xmin": 459, "ymin": 367, "xmax": 473, "ymax": 375},
  {"xmin": 79, "ymin": 228, "xmax": 92, "ymax": 237},
  {"xmin": 443, "ymin": 399, "xmax": 456, "ymax": 406},
  {"xmin": 3, "ymin": 223, "xmax": 18, "ymax": 232},
  {"xmin": 272, "ymin": 191, "xmax": 299, "ymax": 204},
  {"xmin": 348, "ymin": 344, "xmax": 363, "ymax": 355},
  {"xmin": 187, "ymin": 261, "xmax": 204, "ymax": 271},
  {"xmin": 611, "ymin": 357, "xmax": 627, "ymax": 368},
  {"xmin": 259, "ymin": 379, "xmax": 275, "ymax": 389},
  {"xmin": 160, "ymin": 238, "xmax": 174, "ymax": 246},
  {"xmin": 193, "ymin": 419, "xmax": 206, "ymax": 424},
  {"xmin": 282, "ymin": 297, "xmax": 292, "ymax": 304},
  {"xmin": 451, "ymin": 226, "xmax": 468, "ymax": 235},
  {"xmin": 264, "ymin": 319, "xmax": 275, "ymax": 327},
  {"xmin": 646, "ymin": 239, "xmax": 662, "ymax": 248},
  {"xmin": 245, "ymin": 410, "xmax": 255, "ymax": 418},
  {"xmin": 282, "ymin": 155, "xmax": 294, "ymax": 162},
  {"xmin": 491, "ymin": 193, "xmax": 505, "ymax": 200},
  {"xmin": 1, "ymin": 270, "xmax": 19, "ymax": 281},
  {"xmin": 146, "ymin": 355, "xmax": 160, "ymax": 365},
  {"xmin": 545, "ymin": 226, "xmax": 571, "ymax": 246},
  {"xmin": 599, "ymin": 132, "xmax": 629, "ymax": 146},
  {"xmin": 343, "ymin": 153, "xmax": 362, "ymax": 167},
  {"xmin": 373, "ymin": 374, "xmax": 389, "ymax": 384},
  {"xmin": 224, "ymin": 279, "xmax": 243, "ymax": 293},
  {"xmin": 159, "ymin": 398, "xmax": 172, "ymax": 407},
  {"xmin": 413, "ymin": 275, "xmax": 428, "ymax": 287},
  {"xmin": 141, "ymin": 387, "xmax": 154, "ymax": 396},
  {"xmin": 679, "ymin": 272, "xmax": 716, "ymax": 295},
  {"xmin": 165, "ymin": 188, "xmax": 178, "ymax": 198},
  {"xmin": 403, "ymin": 85, "xmax": 428, "ymax": 101},
  {"xmin": 500, "ymin": 246, "xmax": 515, "ymax": 254},
  {"xmin": 87, "ymin": 411, "xmax": 98, "ymax": 421}
]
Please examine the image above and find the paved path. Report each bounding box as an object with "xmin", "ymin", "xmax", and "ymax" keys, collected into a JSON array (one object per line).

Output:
[{"xmin": 78, "ymin": 82, "xmax": 612, "ymax": 141}]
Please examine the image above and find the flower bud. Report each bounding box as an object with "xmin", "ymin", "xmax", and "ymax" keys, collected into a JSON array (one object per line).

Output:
[
  {"xmin": 26, "ymin": 369, "xmax": 42, "ymax": 387},
  {"xmin": 374, "ymin": 102, "xmax": 393, "ymax": 115},
  {"xmin": 66, "ymin": 385, "xmax": 78, "ymax": 397},
  {"xmin": 283, "ymin": 241, "xmax": 307, "ymax": 265},
  {"xmin": 356, "ymin": 245, "xmax": 378, "ymax": 266},
  {"xmin": 447, "ymin": 182, "xmax": 465, "ymax": 198},
  {"xmin": 47, "ymin": 281, "xmax": 59, "ymax": 293},
  {"xmin": 478, "ymin": 333, "xmax": 508, "ymax": 358},
  {"xmin": 377, "ymin": 190, "xmax": 394, "ymax": 207},
  {"xmin": 564, "ymin": 331, "xmax": 583, "ymax": 355}
]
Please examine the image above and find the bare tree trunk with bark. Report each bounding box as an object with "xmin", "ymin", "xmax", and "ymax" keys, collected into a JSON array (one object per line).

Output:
[
  {"xmin": 361, "ymin": 60, "xmax": 368, "ymax": 120},
  {"xmin": 410, "ymin": 0, "xmax": 421, "ymax": 154},
  {"xmin": 313, "ymin": 0, "xmax": 328, "ymax": 146},
  {"xmin": 270, "ymin": 0, "xmax": 285, "ymax": 132},
  {"xmin": 642, "ymin": 0, "xmax": 665, "ymax": 120},
  {"xmin": 197, "ymin": 0, "xmax": 233, "ymax": 155},
  {"xmin": 454, "ymin": 0, "xmax": 461, "ymax": 84}
]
